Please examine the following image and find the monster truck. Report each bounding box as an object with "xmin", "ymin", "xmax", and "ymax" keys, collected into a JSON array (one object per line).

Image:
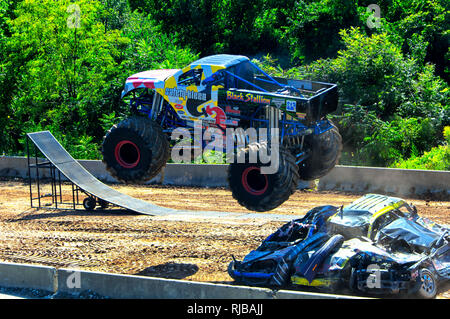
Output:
[{"xmin": 102, "ymin": 54, "xmax": 342, "ymax": 211}]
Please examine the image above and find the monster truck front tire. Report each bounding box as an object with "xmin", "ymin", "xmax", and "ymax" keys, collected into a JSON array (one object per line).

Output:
[
  {"xmin": 298, "ymin": 125, "xmax": 342, "ymax": 181},
  {"xmin": 228, "ymin": 143, "xmax": 299, "ymax": 212},
  {"xmin": 102, "ymin": 116, "xmax": 169, "ymax": 183}
]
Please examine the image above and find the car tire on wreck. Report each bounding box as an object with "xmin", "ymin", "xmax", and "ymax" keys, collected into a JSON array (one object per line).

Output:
[
  {"xmin": 102, "ymin": 116, "xmax": 169, "ymax": 183},
  {"xmin": 227, "ymin": 142, "xmax": 299, "ymax": 212},
  {"xmin": 416, "ymin": 268, "xmax": 437, "ymax": 299},
  {"xmin": 298, "ymin": 124, "xmax": 342, "ymax": 181}
]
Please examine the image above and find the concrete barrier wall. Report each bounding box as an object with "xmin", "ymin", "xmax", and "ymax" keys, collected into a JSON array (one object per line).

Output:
[
  {"xmin": 0, "ymin": 262, "xmax": 56, "ymax": 293},
  {"xmin": 0, "ymin": 156, "xmax": 448, "ymax": 196},
  {"xmin": 0, "ymin": 262, "xmax": 359, "ymax": 299},
  {"xmin": 317, "ymin": 165, "xmax": 450, "ymax": 197},
  {"xmin": 0, "ymin": 156, "xmax": 313, "ymax": 188},
  {"xmin": 57, "ymin": 268, "xmax": 275, "ymax": 299}
]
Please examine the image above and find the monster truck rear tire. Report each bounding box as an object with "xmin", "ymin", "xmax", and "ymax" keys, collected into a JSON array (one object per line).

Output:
[
  {"xmin": 102, "ymin": 116, "xmax": 169, "ymax": 183},
  {"xmin": 298, "ymin": 126, "xmax": 342, "ymax": 181},
  {"xmin": 228, "ymin": 143, "xmax": 299, "ymax": 212}
]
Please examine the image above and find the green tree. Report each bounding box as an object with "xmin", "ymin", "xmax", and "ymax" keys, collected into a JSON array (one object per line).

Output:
[
  {"xmin": 1, "ymin": 0, "xmax": 129, "ymax": 157},
  {"xmin": 393, "ymin": 126, "xmax": 450, "ymax": 170},
  {"xmin": 361, "ymin": 117, "xmax": 438, "ymax": 166},
  {"xmin": 306, "ymin": 28, "xmax": 417, "ymax": 118},
  {"xmin": 285, "ymin": 0, "xmax": 360, "ymax": 63},
  {"xmin": 260, "ymin": 27, "xmax": 449, "ymax": 167},
  {"xmin": 120, "ymin": 10, "xmax": 198, "ymax": 74},
  {"xmin": 0, "ymin": 0, "xmax": 199, "ymax": 159}
]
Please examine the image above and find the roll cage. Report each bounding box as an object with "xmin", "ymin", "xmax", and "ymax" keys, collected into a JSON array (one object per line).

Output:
[{"xmin": 125, "ymin": 56, "xmax": 338, "ymax": 165}]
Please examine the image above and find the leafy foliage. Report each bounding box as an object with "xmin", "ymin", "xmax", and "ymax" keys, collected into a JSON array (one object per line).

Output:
[
  {"xmin": 1, "ymin": 0, "xmax": 128, "ymax": 156},
  {"xmin": 393, "ymin": 126, "xmax": 450, "ymax": 170},
  {"xmin": 259, "ymin": 26, "xmax": 448, "ymax": 168},
  {"xmin": 0, "ymin": 0, "xmax": 197, "ymax": 159},
  {"xmin": 121, "ymin": 10, "xmax": 198, "ymax": 73},
  {"xmin": 0, "ymin": 0, "xmax": 448, "ymax": 172}
]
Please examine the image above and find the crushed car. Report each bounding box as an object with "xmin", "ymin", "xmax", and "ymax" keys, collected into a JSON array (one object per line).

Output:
[{"xmin": 228, "ymin": 194, "xmax": 449, "ymax": 298}]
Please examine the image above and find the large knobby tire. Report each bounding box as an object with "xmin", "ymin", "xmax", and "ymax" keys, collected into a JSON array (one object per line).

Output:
[
  {"xmin": 227, "ymin": 143, "xmax": 299, "ymax": 212},
  {"xmin": 298, "ymin": 126, "xmax": 342, "ymax": 181},
  {"xmin": 102, "ymin": 116, "xmax": 169, "ymax": 183}
]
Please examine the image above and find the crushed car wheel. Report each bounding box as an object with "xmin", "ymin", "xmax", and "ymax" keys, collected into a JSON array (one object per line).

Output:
[
  {"xmin": 102, "ymin": 116, "xmax": 169, "ymax": 183},
  {"xmin": 417, "ymin": 268, "xmax": 437, "ymax": 299},
  {"xmin": 227, "ymin": 143, "xmax": 299, "ymax": 212}
]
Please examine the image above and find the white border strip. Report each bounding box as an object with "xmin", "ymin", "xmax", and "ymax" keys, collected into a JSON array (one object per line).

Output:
[{"xmin": 0, "ymin": 262, "xmax": 363, "ymax": 299}]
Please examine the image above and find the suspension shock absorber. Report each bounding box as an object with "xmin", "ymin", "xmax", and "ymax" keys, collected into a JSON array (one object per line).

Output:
[
  {"xmin": 150, "ymin": 93, "xmax": 163, "ymax": 120},
  {"xmin": 265, "ymin": 105, "xmax": 279, "ymax": 144},
  {"xmin": 282, "ymin": 129, "xmax": 313, "ymax": 165}
]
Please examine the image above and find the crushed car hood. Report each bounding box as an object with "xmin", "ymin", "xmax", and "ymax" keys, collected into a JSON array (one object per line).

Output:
[
  {"xmin": 377, "ymin": 218, "xmax": 443, "ymax": 252},
  {"xmin": 346, "ymin": 238, "xmax": 423, "ymax": 264}
]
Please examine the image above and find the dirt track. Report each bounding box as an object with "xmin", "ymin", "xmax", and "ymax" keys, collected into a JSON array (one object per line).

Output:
[{"xmin": 0, "ymin": 179, "xmax": 448, "ymax": 298}]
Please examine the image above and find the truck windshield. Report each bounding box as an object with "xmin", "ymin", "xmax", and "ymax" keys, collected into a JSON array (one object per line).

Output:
[{"xmin": 225, "ymin": 61, "xmax": 282, "ymax": 92}]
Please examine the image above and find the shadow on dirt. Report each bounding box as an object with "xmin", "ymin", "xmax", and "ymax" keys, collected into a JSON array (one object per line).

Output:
[
  {"xmin": 135, "ymin": 262, "xmax": 199, "ymax": 280},
  {"xmin": 7, "ymin": 208, "xmax": 140, "ymax": 222}
]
